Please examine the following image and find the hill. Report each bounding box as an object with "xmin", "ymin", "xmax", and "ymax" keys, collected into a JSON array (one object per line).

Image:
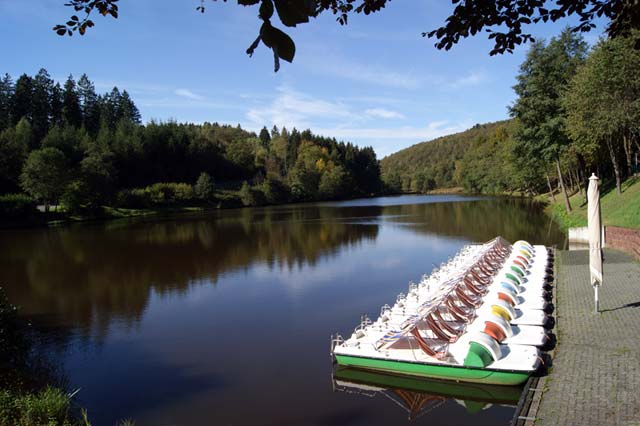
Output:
[{"xmin": 380, "ymin": 120, "xmax": 510, "ymax": 193}]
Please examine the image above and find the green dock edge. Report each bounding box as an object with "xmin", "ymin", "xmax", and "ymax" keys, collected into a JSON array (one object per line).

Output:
[{"xmin": 335, "ymin": 355, "xmax": 530, "ymax": 386}]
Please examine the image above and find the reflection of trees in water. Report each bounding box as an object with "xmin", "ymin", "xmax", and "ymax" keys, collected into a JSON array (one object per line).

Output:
[
  {"xmin": 0, "ymin": 198, "xmax": 563, "ymax": 342},
  {"xmin": 381, "ymin": 199, "xmax": 566, "ymax": 246},
  {"xmin": 0, "ymin": 205, "xmax": 379, "ymax": 337}
]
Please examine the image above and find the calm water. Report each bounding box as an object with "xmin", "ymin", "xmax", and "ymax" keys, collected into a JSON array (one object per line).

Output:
[{"xmin": 0, "ymin": 195, "xmax": 565, "ymax": 425}]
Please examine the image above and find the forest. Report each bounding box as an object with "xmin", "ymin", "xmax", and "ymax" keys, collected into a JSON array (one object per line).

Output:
[
  {"xmin": 0, "ymin": 70, "xmax": 381, "ymax": 221},
  {"xmin": 382, "ymin": 29, "xmax": 640, "ymax": 209}
]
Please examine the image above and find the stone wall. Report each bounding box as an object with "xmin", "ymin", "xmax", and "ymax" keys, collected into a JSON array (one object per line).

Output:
[{"xmin": 605, "ymin": 226, "xmax": 640, "ymax": 260}]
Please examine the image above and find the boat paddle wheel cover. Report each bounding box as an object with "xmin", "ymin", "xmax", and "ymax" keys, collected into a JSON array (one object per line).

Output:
[{"xmin": 463, "ymin": 333, "xmax": 500, "ymax": 368}]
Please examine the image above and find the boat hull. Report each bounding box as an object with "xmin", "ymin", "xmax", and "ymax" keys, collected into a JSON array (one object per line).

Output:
[
  {"xmin": 335, "ymin": 354, "xmax": 531, "ymax": 385},
  {"xmin": 333, "ymin": 367, "xmax": 523, "ymax": 405}
]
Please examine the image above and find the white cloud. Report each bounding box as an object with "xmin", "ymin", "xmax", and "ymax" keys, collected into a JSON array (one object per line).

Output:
[
  {"xmin": 314, "ymin": 120, "xmax": 473, "ymax": 157},
  {"xmin": 315, "ymin": 120, "xmax": 469, "ymax": 141},
  {"xmin": 246, "ymin": 86, "xmax": 351, "ymax": 129},
  {"xmin": 448, "ymin": 72, "xmax": 486, "ymax": 89},
  {"xmin": 365, "ymin": 108, "xmax": 406, "ymax": 120},
  {"xmin": 174, "ymin": 88, "xmax": 205, "ymax": 101}
]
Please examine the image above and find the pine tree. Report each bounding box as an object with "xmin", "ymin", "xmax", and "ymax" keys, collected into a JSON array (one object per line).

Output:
[
  {"xmin": 0, "ymin": 74, "xmax": 14, "ymax": 131},
  {"xmin": 62, "ymin": 75, "xmax": 82, "ymax": 127},
  {"xmin": 11, "ymin": 74, "xmax": 34, "ymax": 126},
  {"xmin": 259, "ymin": 126, "xmax": 271, "ymax": 148},
  {"xmin": 78, "ymin": 74, "xmax": 101, "ymax": 135},
  {"xmin": 50, "ymin": 83, "xmax": 64, "ymax": 127},
  {"xmin": 101, "ymin": 87, "xmax": 122, "ymax": 129},
  {"xmin": 31, "ymin": 68, "xmax": 54, "ymax": 141},
  {"xmin": 119, "ymin": 90, "xmax": 141, "ymax": 124}
]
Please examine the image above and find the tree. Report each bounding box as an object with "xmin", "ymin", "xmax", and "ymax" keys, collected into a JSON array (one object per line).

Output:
[
  {"xmin": 62, "ymin": 75, "xmax": 82, "ymax": 127},
  {"xmin": 31, "ymin": 68, "xmax": 55, "ymax": 142},
  {"xmin": 20, "ymin": 147, "xmax": 68, "ymax": 211},
  {"xmin": 194, "ymin": 172, "xmax": 215, "ymax": 201},
  {"xmin": 55, "ymin": 0, "xmax": 640, "ymax": 71},
  {"xmin": 50, "ymin": 83, "xmax": 64, "ymax": 127},
  {"xmin": 119, "ymin": 90, "xmax": 141, "ymax": 124},
  {"xmin": 563, "ymin": 32, "xmax": 640, "ymax": 195},
  {"xmin": 319, "ymin": 164, "xmax": 348, "ymax": 199},
  {"xmin": 78, "ymin": 74, "xmax": 101, "ymax": 135},
  {"xmin": 77, "ymin": 141, "xmax": 115, "ymax": 208},
  {"xmin": 259, "ymin": 126, "xmax": 271, "ymax": 149},
  {"xmin": 0, "ymin": 119, "xmax": 30, "ymax": 193},
  {"xmin": 510, "ymin": 29, "xmax": 588, "ymax": 212},
  {"xmin": 0, "ymin": 74, "xmax": 14, "ymax": 131},
  {"xmin": 11, "ymin": 74, "xmax": 33, "ymax": 126}
]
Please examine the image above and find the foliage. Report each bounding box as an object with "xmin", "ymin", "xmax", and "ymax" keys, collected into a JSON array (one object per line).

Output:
[
  {"xmin": 0, "ymin": 387, "xmax": 77, "ymax": 426},
  {"xmin": 563, "ymin": 31, "xmax": 640, "ymax": 194},
  {"xmin": 381, "ymin": 121, "xmax": 511, "ymax": 193},
  {"xmin": 54, "ymin": 1, "xmax": 640, "ymax": 71},
  {"xmin": 115, "ymin": 183, "xmax": 195, "ymax": 208},
  {"xmin": 194, "ymin": 172, "xmax": 215, "ymax": 201},
  {"xmin": 239, "ymin": 181, "xmax": 265, "ymax": 207},
  {"xmin": 260, "ymin": 177, "xmax": 289, "ymax": 204},
  {"xmin": 510, "ymin": 29, "xmax": 588, "ymax": 163},
  {"xmin": 20, "ymin": 147, "xmax": 68, "ymax": 210},
  {"xmin": 0, "ymin": 69, "xmax": 382, "ymax": 219},
  {"xmin": 0, "ymin": 194, "xmax": 37, "ymax": 220}
]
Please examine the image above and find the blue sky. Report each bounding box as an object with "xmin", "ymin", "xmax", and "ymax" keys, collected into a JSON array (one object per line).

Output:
[{"xmin": 0, "ymin": 1, "xmax": 603, "ymax": 157}]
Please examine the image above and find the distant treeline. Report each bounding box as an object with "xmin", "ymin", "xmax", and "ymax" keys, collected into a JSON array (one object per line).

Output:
[
  {"xmin": 382, "ymin": 30, "xmax": 640, "ymax": 204},
  {"xmin": 0, "ymin": 69, "xmax": 381, "ymax": 218}
]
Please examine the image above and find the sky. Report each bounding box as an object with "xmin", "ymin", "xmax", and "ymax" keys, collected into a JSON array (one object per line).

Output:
[{"xmin": 0, "ymin": 0, "xmax": 604, "ymax": 157}]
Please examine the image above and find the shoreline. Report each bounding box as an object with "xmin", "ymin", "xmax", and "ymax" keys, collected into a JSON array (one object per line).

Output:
[{"xmin": 0, "ymin": 190, "xmax": 556, "ymax": 231}]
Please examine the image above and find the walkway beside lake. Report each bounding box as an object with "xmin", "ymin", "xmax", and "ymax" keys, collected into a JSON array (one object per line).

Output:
[{"xmin": 535, "ymin": 249, "xmax": 640, "ymax": 426}]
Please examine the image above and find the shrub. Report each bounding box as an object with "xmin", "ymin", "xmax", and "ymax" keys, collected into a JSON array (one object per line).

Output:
[
  {"xmin": 114, "ymin": 183, "xmax": 195, "ymax": 208},
  {"xmin": 60, "ymin": 181, "xmax": 89, "ymax": 214},
  {"xmin": 194, "ymin": 173, "xmax": 215, "ymax": 201},
  {"xmin": 260, "ymin": 178, "xmax": 290, "ymax": 204},
  {"xmin": 238, "ymin": 181, "xmax": 266, "ymax": 206},
  {"xmin": 0, "ymin": 194, "xmax": 38, "ymax": 220}
]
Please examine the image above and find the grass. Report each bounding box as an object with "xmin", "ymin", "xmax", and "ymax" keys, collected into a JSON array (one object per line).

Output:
[
  {"xmin": 546, "ymin": 176, "xmax": 640, "ymax": 230},
  {"xmin": 0, "ymin": 387, "xmax": 87, "ymax": 426}
]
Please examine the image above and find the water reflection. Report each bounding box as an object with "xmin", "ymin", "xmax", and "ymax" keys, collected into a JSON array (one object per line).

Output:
[
  {"xmin": 333, "ymin": 367, "xmax": 522, "ymax": 420},
  {"xmin": 0, "ymin": 195, "xmax": 564, "ymax": 425},
  {"xmin": 0, "ymin": 205, "xmax": 379, "ymax": 335}
]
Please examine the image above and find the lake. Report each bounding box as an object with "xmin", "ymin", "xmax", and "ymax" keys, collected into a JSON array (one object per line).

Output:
[{"xmin": 0, "ymin": 195, "xmax": 565, "ymax": 425}]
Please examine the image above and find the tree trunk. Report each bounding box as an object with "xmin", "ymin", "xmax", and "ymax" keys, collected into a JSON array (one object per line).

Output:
[
  {"xmin": 623, "ymin": 133, "xmax": 633, "ymax": 178},
  {"xmin": 606, "ymin": 136, "xmax": 622, "ymax": 196},
  {"xmin": 556, "ymin": 159, "xmax": 572, "ymax": 212},
  {"xmin": 576, "ymin": 169, "xmax": 584, "ymax": 196},
  {"xmin": 546, "ymin": 173, "xmax": 556, "ymax": 202},
  {"xmin": 567, "ymin": 168, "xmax": 575, "ymax": 192}
]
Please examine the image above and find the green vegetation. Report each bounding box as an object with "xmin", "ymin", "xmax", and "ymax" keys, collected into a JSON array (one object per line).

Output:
[
  {"xmin": 548, "ymin": 177, "xmax": 640, "ymax": 230},
  {"xmin": 381, "ymin": 121, "xmax": 510, "ymax": 193},
  {"xmin": 0, "ymin": 387, "xmax": 89, "ymax": 426},
  {"xmin": 383, "ymin": 30, "xmax": 640, "ymax": 219},
  {"xmin": 0, "ymin": 70, "xmax": 382, "ymax": 226},
  {"xmin": 0, "ymin": 287, "xmax": 87, "ymax": 426}
]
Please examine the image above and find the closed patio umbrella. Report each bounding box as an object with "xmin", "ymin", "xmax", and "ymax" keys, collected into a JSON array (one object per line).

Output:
[{"xmin": 588, "ymin": 173, "xmax": 603, "ymax": 313}]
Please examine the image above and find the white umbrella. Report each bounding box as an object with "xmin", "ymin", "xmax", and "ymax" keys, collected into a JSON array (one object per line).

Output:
[{"xmin": 587, "ymin": 173, "xmax": 603, "ymax": 313}]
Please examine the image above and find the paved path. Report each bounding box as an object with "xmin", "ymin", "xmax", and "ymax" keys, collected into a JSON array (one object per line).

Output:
[{"xmin": 536, "ymin": 249, "xmax": 640, "ymax": 426}]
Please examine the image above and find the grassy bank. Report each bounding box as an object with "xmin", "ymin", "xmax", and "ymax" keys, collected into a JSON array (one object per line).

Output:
[{"xmin": 546, "ymin": 177, "xmax": 640, "ymax": 230}]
